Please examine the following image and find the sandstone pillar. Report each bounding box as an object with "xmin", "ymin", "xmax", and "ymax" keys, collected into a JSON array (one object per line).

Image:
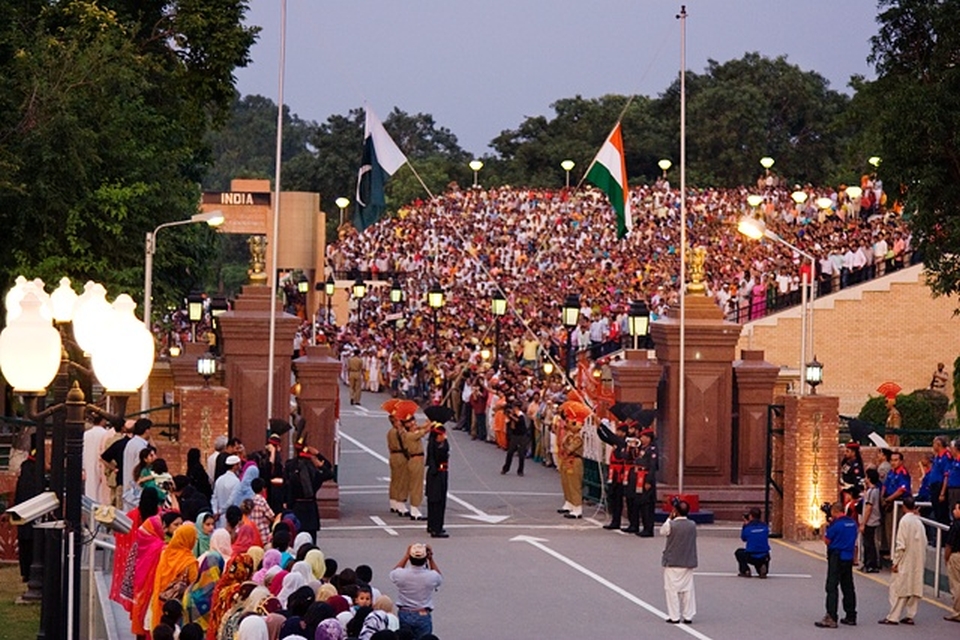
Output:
[
  {"xmin": 153, "ymin": 386, "xmax": 229, "ymax": 476},
  {"xmin": 780, "ymin": 393, "xmax": 839, "ymax": 541},
  {"xmin": 294, "ymin": 344, "xmax": 343, "ymax": 518},
  {"xmin": 733, "ymin": 350, "xmax": 779, "ymax": 485},
  {"xmin": 609, "ymin": 349, "xmax": 663, "ymax": 408},
  {"xmin": 218, "ymin": 285, "xmax": 300, "ymax": 447}
]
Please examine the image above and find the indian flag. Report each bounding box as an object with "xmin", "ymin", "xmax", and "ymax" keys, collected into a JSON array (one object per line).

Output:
[{"xmin": 586, "ymin": 122, "xmax": 631, "ymax": 239}]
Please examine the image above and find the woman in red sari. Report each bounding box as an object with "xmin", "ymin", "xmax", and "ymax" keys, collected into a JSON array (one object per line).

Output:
[
  {"xmin": 131, "ymin": 515, "xmax": 166, "ymax": 638},
  {"xmin": 207, "ymin": 552, "xmax": 255, "ymax": 640},
  {"xmin": 110, "ymin": 486, "xmax": 160, "ymax": 612}
]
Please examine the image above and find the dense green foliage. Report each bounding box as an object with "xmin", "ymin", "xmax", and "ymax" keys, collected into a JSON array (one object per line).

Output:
[
  {"xmin": 0, "ymin": 0, "xmax": 257, "ymax": 318},
  {"xmin": 858, "ymin": 0, "xmax": 960, "ymax": 303}
]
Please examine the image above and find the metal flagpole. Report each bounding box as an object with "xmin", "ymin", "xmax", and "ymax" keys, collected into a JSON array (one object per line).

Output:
[
  {"xmin": 677, "ymin": 4, "xmax": 687, "ymax": 495},
  {"xmin": 266, "ymin": 0, "xmax": 287, "ymax": 432}
]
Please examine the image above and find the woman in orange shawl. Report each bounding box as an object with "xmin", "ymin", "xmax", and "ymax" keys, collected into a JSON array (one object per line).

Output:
[
  {"xmin": 206, "ymin": 552, "xmax": 254, "ymax": 640},
  {"xmin": 131, "ymin": 515, "xmax": 165, "ymax": 637},
  {"xmin": 150, "ymin": 522, "xmax": 198, "ymax": 627}
]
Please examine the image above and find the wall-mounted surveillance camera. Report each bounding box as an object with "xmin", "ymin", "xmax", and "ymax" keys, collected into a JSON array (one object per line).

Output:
[
  {"xmin": 93, "ymin": 505, "xmax": 132, "ymax": 534},
  {"xmin": 5, "ymin": 492, "xmax": 60, "ymax": 525}
]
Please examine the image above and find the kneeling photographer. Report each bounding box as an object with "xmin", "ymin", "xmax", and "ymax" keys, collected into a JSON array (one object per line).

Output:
[{"xmin": 735, "ymin": 506, "xmax": 770, "ymax": 578}]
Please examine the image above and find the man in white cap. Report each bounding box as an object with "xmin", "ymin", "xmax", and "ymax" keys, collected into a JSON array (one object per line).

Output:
[
  {"xmin": 390, "ymin": 543, "xmax": 442, "ymax": 639},
  {"xmin": 212, "ymin": 454, "xmax": 242, "ymax": 527}
]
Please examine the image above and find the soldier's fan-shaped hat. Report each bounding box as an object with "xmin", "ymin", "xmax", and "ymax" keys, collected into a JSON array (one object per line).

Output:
[
  {"xmin": 635, "ymin": 409, "xmax": 657, "ymax": 429},
  {"xmin": 393, "ymin": 399, "xmax": 420, "ymax": 422},
  {"xmin": 559, "ymin": 400, "xmax": 592, "ymax": 426},
  {"xmin": 381, "ymin": 398, "xmax": 401, "ymax": 414}
]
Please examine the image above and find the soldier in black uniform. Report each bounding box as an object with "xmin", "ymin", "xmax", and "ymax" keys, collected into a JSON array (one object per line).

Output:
[
  {"xmin": 596, "ymin": 419, "xmax": 630, "ymax": 530},
  {"xmin": 425, "ymin": 425, "xmax": 450, "ymax": 538},
  {"xmin": 839, "ymin": 442, "xmax": 864, "ymax": 498},
  {"xmin": 637, "ymin": 425, "xmax": 659, "ymax": 537},
  {"xmin": 622, "ymin": 435, "xmax": 646, "ymax": 534}
]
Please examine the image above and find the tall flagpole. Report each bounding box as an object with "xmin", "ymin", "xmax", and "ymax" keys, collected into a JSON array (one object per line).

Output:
[
  {"xmin": 677, "ymin": 4, "xmax": 687, "ymax": 495},
  {"xmin": 267, "ymin": 0, "xmax": 287, "ymax": 433}
]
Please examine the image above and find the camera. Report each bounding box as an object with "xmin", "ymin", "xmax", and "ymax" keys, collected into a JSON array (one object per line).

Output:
[
  {"xmin": 5, "ymin": 491, "xmax": 60, "ymax": 525},
  {"xmin": 670, "ymin": 496, "xmax": 681, "ymax": 509},
  {"xmin": 819, "ymin": 502, "xmax": 833, "ymax": 521}
]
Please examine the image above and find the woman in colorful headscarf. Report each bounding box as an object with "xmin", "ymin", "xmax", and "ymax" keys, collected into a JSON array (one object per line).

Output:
[
  {"xmin": 264, "ymin": 612, "xmax": 286, "ymax": 640},
  {"xmin": 208, "ymin": 527, "xmax": 233, "ymax": 564},
  {"xmin": 304, "ymin": 548, "xmax": 325, "ymax": 582},
  {"xmin": 110, "ymin": 486, "xmax": 160, "ymax": 611},
  {"xmin": 266, "ymin": 568, "xmax": 288, "ymax": 596},
  {"xmin": 231, "ymin": 522, "xmax": 259, "ymax": 557},
  {"xmin": 219, "ymin": 582, "xmax": 264, "ymax": 640},
  {"xmin": 183, "ymin": 550, "xmax": 223, "ymax": 632},
  {"xmin": 276, "ymin": 571, "xmax": 306, "ymax": 608},
  {"xmin": 292, "ymin": 531, "xmax": 313, "ymax": 559},
  {"xmin": 151, "ymin": 522, "xmax": 199, "ymax": 626},
  {"xmin": 131, "ymin": 514, "xmax": 166, "ymax": 636},
  {"xmin": 236, "ymin": 614, "xmax": 269, "ymax": 640},
  {"xmin": 252, "ymin": 548, "xmax": 282, "ymax": 584},
  {"xmin": 229, "ymin": 464, "xmax": 259, "ymax": 507},
  {"xmin": 207, "ymin": 553, "xmax": 254, "ymax": 640},
  {"xmin": 193, "ymin": 512, "xmax": 215, "ymax": 558},
  {"xmin": 291, "ymin": 561, "xmax": 321, "ymax": 593},
  {"xmin": 313, "ymin": 618, "xmax": 346, "ymax": 640}
]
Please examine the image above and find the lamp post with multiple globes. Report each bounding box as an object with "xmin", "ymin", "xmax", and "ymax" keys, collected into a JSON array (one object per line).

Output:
[{"xmin": 1, "ymin": 277, "xmax": 154, "ymax": 640}]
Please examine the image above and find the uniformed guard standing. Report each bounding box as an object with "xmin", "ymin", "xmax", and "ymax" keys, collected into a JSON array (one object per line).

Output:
[
  {"xmin": 637, "ymin": 422, "xmax": 659, "ymax": 537},
  {"xmin": 347, "ymin": 349, "xmax": 364, "ymax": 405},
  {"xmin": 622, "ymin": 434, "xmax": 645, "ymax": 534},
  {"xmin": 556, "ymin": 400, "xmax": 589, "ymax": 519},
  {"xmin": 596, "ymin": 418, "xmax": 629, "ymax": 530},
  {"xmin": 397, "ymin": 400, "xmax": 431, "ymax": 521},
  {"xmin": 383, "ymin": 399, "xmax": 409, "ymax": 517},
  {"xmin": 425, "ymin": 424, "xmax": 450, "ymax": 538}
]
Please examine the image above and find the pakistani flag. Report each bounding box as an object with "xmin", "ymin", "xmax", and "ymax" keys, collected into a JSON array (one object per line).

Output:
[
  {"xmin": 586, "ymin": 122, "xmax": 632, "ymax": 239},
  {"xmin": 355, "ymin": 106, "xmax": 408, "ymax": 232}
]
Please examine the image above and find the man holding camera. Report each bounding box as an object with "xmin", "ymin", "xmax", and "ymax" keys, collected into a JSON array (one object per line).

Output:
[
  {"xmin": 390, "ymin": 543, "xmax": 443, "ymax": 640},
  {"xmin": 735, "ymin": 507, "xmax": 770, "ymax": 578},
  {"xmin": 815, "ymin": 502, "xmax": 858, "ymax": 628},
  {"xmin": 661, "ymin": 499, "xmax": 697, "ymax": 624}
]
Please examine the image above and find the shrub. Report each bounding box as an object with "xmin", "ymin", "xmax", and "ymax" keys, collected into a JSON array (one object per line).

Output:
[
  {"xmin": 857, "ymin": 391, "xmax": 942, "ymax": 432},
  {"xmin": 910, "ymin": 388, "xmax": 949, "ymax": 423},
  {"xmin": 858, "ymin": 396, "xmax": 888, "ymax": 428}
]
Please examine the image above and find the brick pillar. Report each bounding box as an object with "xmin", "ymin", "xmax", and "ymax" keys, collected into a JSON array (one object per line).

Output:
[
  {"xmin": 153, "ymin": 385, "xmax": 229, "ymax": 476},
  {"xmin": 733, "ymin": 350, "xmax": 779, "ymax": 485},
  {"xmin": 609, "ymin": 349, "xmax": 663, "ymax": 407},
  {"xmin": 780, "ymin": 393, "xmax": 839, "ymax": 541},
  {"xmin": 294, "ymin": 344, "xmax": 342, "ymax": 519}
]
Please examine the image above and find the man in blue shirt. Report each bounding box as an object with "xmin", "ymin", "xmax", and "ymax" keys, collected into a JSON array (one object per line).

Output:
[
  {"xmin": 815, "ymin": 502, "xmax": 858, "ymax": 628},
  {"xmin": 735, "ymin": 507, "xmax": 771, "ymax": 578},
  {"xmin": 390, "ymin": 543, "xmax": 443, "ymax": 639}
]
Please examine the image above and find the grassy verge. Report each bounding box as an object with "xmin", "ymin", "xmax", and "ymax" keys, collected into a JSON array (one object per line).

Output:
[{"xmin": 0, "ymin": 563, "xmax": 40, "ymax": 640}]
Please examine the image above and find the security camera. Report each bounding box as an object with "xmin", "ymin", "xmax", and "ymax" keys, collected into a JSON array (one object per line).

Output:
[
  {"xmin": 81, "ymin": 496, "xmax": 132, "ymax": 534},
  {"xmin": 5, "ymin": 492, "xmax": 60, "ymax": 525}
]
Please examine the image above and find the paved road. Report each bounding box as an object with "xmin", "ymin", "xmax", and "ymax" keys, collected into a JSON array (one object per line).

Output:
[{"xmin": 103, "ymin": 387, "xmax": 957, "ymax": 639}]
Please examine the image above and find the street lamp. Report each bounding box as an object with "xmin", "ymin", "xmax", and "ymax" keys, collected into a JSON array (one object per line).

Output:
[
  {"xmin": 746, "ymin": 194, "xmax": 764, "ymax": 210},
  {"xmin": 297, "ymin": 275, "xmax": 309, "ymax": 295},
  {"xmin": 560, "ymin": 159, "xmax": 575, "ymax": 188},
  {"xmin": 390, "ymin": 277, "xmax": 404, "ymax": 306},
  {"xmin": 561, "ymin": 293, "xmax": 581, "ymax": 384},
  {"xmin": 760, "ymin": 156, "xmax": 775, "ymax": 172},
  {"xmin": 335, "ymin": 197, "xmax": 350, "ymax": 226},
  {"xmin": 352, "ymin": 275, "xmax": 366, "ymax": 333},
  {"xmin": 737, "ymin": 213, "xmax": 817, "ymax": 395},
  {"xmin": 141, "ymin": 210, "xmax": 223, "ymax": 408},
  {"xmin": 491, "ymin": 290, "xmax": 507, "ymax": 368},
  {"xmin": 1, "ymin": 282, "xmax": 153, "ymax": 640},
  {"xmin": 846, "ymin": 185, "xmax": 862, "ymax": 200},
  {"xmin": 658, "ymin": 158, "xmax": 672, "ymax": 178},
  {"xmin": 197, "ymin": 353, "xmax": 217, "ymax": 387},
  {"xmin": 868, "ymin": 156, "xmax": 881, "ymax": 168},
  {"xmin": 324, "ymin": 275, "xmax": 335, "ymax": 326},
  {"xmin": 627, "ymin": 299, "xmax": 650, "ymax": 350},
  {"xmin": 187, "ymin": 290, "xmax": 204, "ymax": 345},
  {"xmin": 427, "ymin": 282, "xmax": 445, "ymax": 351},
  {"xmin": 469, "ymin": 160, "xmax": 483, "ymax": 188}
]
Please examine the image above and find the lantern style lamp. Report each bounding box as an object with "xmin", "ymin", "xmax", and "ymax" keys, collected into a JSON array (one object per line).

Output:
[
  {"xmin": 352, "ymin": 277, "xmax": 367, "ymax": 300},
  {"xmin": 491, "ymin": 290, "xmax": 507, "ymax": 368},
  {"xmin": 325, "ymin": 275, "xmax": 336, "ymax": 298},
  {"xmin": 90, "ymin": 294, "xmax": 155, "ymax": 394},
  {"xmin": 50, "ymin": 277, "xmax": 79, "ymax": 324},
  {"xmin": 561, "ymin": 293, "xmax": 581, "ymax": 380},
  {"xmin": 428, "ymin": 282, "xmax": 445, "ymax": 351},
  {"xmin": 73, "ymin": 281, "xmax": 112, "ymax": 354},
  {"xmin": 187, "ymin": 292, "xmax": 204, "ymax": 323},
  {"xmin": 390, "ymin": 278, "xmax": 404, "ymax": 305},
  {"xmin": 197, "ymin": 353, "xmax": 217, "ymax": 386},
  {"xmin": 628, "ymin": 300, "xmax": 650, "ymax": 350},
  {"xmin": 0, "ymin": 292, "xmax": 62, "ymax": 393},
  {"xmin": 805, "ymin": 356, "xmax": 824, "ymax": 395},
  {"xmin": 297, "ymin": 275, "xmax": 309, "ymax": 295}
]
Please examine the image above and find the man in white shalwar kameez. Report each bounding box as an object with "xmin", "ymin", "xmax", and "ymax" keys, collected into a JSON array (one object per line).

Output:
[
  {"xmin": 879, "ymin": 496, "xmax": 926, "ymax": 625},
  {"xmin": 661, "ymin": 499, "xmax": 698, "ymax": 624}
]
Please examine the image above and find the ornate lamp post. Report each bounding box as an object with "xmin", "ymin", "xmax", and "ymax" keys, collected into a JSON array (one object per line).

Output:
[
  {"xmin": 805, "ymin": 356, "xmax": 824, "ymax": 395},
  {"xmin": 427, "ymin": 282, "xmax": 445, "ymax": 351},
  {"xmin": 658, "ymin": 158, "xmax": 672, "ymax": 178},
  {"xmin": 197, "ymin": 353, "xmax": 217, "ymax": 386},
  {"xmin": 352, "ymin": 276, "xmax": 366, "ymax": 333},
  {"xmin": 390, "ymin": 277, "xmax": 404, "ymax": 307},
  {"xmin": 324, "ymin": 275, "xmax": 336, "ymax": 327},
  {"xmin": 627, "ymin": 299, "xmax": 650, "ymax": 350},
  {"xmin": 1, "ymin": 280, "xmax": 153, "ymax": 640},
  {"xmin": 560, "ymin": 160, "xmax": 575, "ymax": 188},
  {"xmin": 491, "ymin": 290, "xmax": 507, "ymax": 368},
  {"xmin": 561, "ymin": 293, "xmax": 581, "ymax": 385},
  {"xmin": 335, "ymin": 197, "xmax": 350, "ymax": 227}
]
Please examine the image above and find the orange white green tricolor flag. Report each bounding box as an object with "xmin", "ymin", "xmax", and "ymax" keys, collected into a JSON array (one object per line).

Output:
[{"xmin": 586, "ymin": 122, "xmax": 631, "ymax": 239}]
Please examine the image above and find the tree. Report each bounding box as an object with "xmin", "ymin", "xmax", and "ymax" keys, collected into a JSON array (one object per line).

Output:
[
  {"xmin": 0, "ymin": 1, "xmax": 258, "ymax": 317},
  {"xmin": 861, "ymin": 0, "xmax": 960, "ymax": 303}
]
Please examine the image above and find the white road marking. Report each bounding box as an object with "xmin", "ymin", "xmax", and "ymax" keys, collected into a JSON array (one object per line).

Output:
[
  {"xmin": 339, "ymin": 430, "xmax": 509, "ymax": 524},
  {"xmin": 511, "ymin": 535, "xmax": 714, "ymax": 640},
  {"xmin": 369, "ymin": 515, "xmax": 398, "ymax": 536},
  {"xmin": 695, "ymin": 571, "xmax": 811, "ymax": 578}
]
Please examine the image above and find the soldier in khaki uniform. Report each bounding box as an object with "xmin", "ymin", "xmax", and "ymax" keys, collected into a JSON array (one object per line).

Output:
[
  {"xmin": 395, "ymin": 400, "xmax": 432, "ymax": 521},
  {"xmin": 384, "ymin": 399, "xmax": 410, "ymax": 517},
  {"xmin": 347, "ymin": 349, "xmax": 364, "ymax": 405},
  {"xmin": 556, "ymin": 400, "xmax": 589, "ymax": 519}
]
